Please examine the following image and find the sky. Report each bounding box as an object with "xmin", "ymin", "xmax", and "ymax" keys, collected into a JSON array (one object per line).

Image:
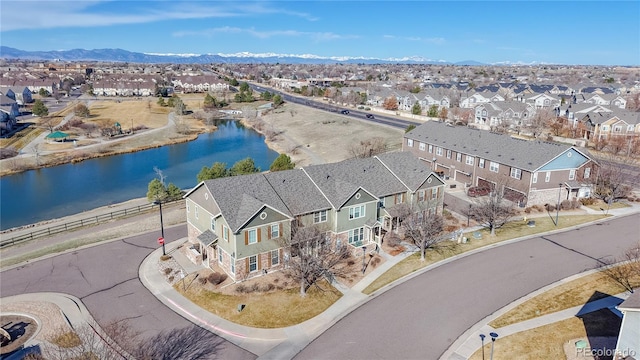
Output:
[{"xmin": 1, "ymin": 1, "xmax": 639, "ymax": 66}]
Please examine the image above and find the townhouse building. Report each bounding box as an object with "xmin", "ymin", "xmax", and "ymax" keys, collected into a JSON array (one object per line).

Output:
[
  {"xmin": 403, "ymin": 121, "xmax": 597, "ymax": 206},
  {"xmin": 183, "ymin": 152, "xmax": 445, "ymax": 281}
]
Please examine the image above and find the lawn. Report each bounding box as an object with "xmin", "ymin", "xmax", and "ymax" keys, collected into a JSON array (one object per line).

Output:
[
  {"xmin": 585, "ymin": 199, "xmax": 631, "ymax": 211},
  {"xmin": 490, "ymin": 265, "xmax": 640, "ymax": 328},
  {"xmin": 363, "ymin": 214, "xmax": 607, "ymax": 295},
  {"xmin": 469, "ymin": 309, "xmax": 621, "ymax": 360},
  {"xmin": 175, "ymin": 278, "xmax": 342, "ymax": 328},
  {"xmin": 89, "ymin": 99, "xmax": 171, "ymax": 130}
]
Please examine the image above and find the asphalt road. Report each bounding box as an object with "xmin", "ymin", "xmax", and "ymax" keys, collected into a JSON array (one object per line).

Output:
[
  {"xmin": 0, "ymin": 224, "xmax": 256, "ymax": 360},
  {"xmin": 295, "ymin": 214, "xmax": 640, "ymax": 360}
]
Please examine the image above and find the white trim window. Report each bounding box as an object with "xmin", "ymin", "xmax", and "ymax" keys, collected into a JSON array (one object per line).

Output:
[
  {"xmin": 584, "ymin": 167, "xmax": 591, "ymax": 179},
  {"xmin": 456, "ymin": 153, "xmax": 462, "ymax": 162},
  {"xmin": 186, "ymin": 202, "xmax": 190, "ymax": 213},
  {"xmin": 569, "ymin": 169, "xmax": 576, "ymax": 180},
  {"xmin": 210, "ymin": 216, "xmax": 215, "ymax": 231},
  {"xmin": 218, "ymin": 249, "xmax": 223, "ymax": 264},
  {"xmin": 407, "ymin": 139, "xmax": 414, "ymax": 147},
  {"xmin": 613, "ymin": 125, "xmax": 623, "ymax": 133},
  {"xmin": 348, "ymin": 227, "xmax": 364, "ymax": 244},
  {"xmin": 223, "ymin": 225, "xmax": 229, "ymax": 241},
  {"xmin": 446, "ymin": 149, "xmax": 452, "ymax": 159},
  {"xmin": 313, "ymin": 210, "xmax": 327, "ymax": 223},
  {"xmin": 195, "ymin": 206, "xmax": 199, "ymax": 219},
  {"xmin": 510, "ymin": 167, "xmax": 522, "ymax": 180},
  {"xmin": 532, "ymin": 172, "xmax": 538, "ymax": 183},
  {"xmin": 489, "ymin": 162, "xmax": 499, "ymax": 173},
  {"xmin": 349, "ymin": 205, "xmax": 365, "ymax": 220},
  {"xmin": 428, "ymin": 144, "xmax": 433, "ymax": 153},
  {"xmin": 436, "ymin": 147, "xmax": 443, "ymax": 156},
  {"xmin": 431, "ymin": 188, "xmax": 438, "ymax": 200},
  {"xmin": 419, "ymin": 142, "xmax": 426, "ymax": 151},
  {"xmin": 249, "ymin": 255, "xmax": 257, "ymax": 272},
  {"xmin": 248, "ymin": 229, "xmax": 257, "ymax": 244},
  {"xmin": 545, "ymin": 171, "xmax": 551, "ymax": 182},
  {"xmin": 271, "ymin": 249, "xmax": 279, "ymax": 266},
  {"xmin": 270, "ymin": 224, "xmax": 280, "ymax": 238},
  {"xmin": 466, "ymin": 155, "xmax": 474, "ymax": 166},
  {"xmin": 479, "ymin": 158, "xmax": 485, "ymax": 168}
]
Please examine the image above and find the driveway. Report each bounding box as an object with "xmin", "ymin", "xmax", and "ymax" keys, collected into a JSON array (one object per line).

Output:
[{"xmin": 295, "ymin": 213, "xmax": 640, "ymax": 360}]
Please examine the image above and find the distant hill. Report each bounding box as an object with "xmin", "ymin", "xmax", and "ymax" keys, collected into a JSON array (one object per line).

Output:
[{"xmin": 0, "ymin": 46, "xmax": 488, "ymax": 65}]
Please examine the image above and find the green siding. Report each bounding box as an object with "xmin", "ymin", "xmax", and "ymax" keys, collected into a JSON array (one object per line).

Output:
[
  {"xmin": 342, "ymin": 189, "xmax": 377, "ymax": 207},
  {"xmin": 235, "ymin": 221, "xmax": 291, "ymax": 259},
  {"xmin": 336, "ymin": 201, "xmax": 377, "ymax": 233}
]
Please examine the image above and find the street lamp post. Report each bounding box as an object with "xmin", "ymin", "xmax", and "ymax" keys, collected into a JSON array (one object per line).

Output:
[
  {"xmin": 489, "ymin": 332, "xmax": 499, "ymax": 360},
  {"xmin": 555, "ymin": 183, "xmax": 563, "ymax": 226},
  {"xmin": 154, "ymin": 200, "xmax": 166, "ymax": 255},
  {"xmin": 479, "ymin": 334, "xmax": 486, "ymax": 360},
  {"xmin": 467, "ymin": 203, "xmax": 472, "ymax": 227},
  {"xmin": 362, "ymin": 246, "xmax": 367, "ymax": 274}
]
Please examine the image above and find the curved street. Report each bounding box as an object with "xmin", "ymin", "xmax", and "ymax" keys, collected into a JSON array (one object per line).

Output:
[
  {"xmin": 0, "ymin": 224, "xmax": 256, "ymax": 359},
  {"xmin": 295, "ymin": 214, "xmax": 640, "ymax": 360},
  {"xmin": 1, "ymin": 213, "xmax": 638, "ymax": 359}
]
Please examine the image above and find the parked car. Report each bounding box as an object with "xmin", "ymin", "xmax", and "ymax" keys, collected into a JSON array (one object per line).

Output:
[
  {"xmin": 467, "ymin": 186, "xmax": 491, "ymax": 197},
  {"xmin": 341, "ymin": 110, "xmax": 350, "ymax": 115},
  {"xmin": 366, "ymin": 114, "xmax": 374, "ymax": 119}
]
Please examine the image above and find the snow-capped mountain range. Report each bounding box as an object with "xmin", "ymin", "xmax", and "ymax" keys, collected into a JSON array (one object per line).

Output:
[{"xmin": 1, "ymin": 46, "xmax": 494, "ymax": 65}]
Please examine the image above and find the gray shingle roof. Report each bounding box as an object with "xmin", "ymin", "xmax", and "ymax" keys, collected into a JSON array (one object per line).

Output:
[
  {"xmin": 264, "ymin": 169, "xmax": 331, "ymax": 216},
  {"xmin": 204, "ymin": 174, "xmax": 292, "ymax": 233},
  {"xmin": 406, "ymin": 121, "xmax": 574, "ymax": 171},
  {"xmin": 303, "ymin": 157, "xmax": 407, "ymax": 207},
  {"xmin": 375, "ymin": 151, "xmax": 436, "ymax": 192}
]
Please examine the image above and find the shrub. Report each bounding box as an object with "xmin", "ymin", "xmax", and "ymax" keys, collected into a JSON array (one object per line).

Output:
[
  {"xmin": 261, "ymin": 283, "xmax": 276, "ymax": 292},
  {"xmin": 198, "ymin": 276, "xmax": 207, "ymax": 285},
  {"xmin": 50, "ymin": 330, "xmax": 82, "ymax": 348},
  {"xmin": 370, "ymin": 257, "xmax": 381, "ymax": 268},
  {"xmin": 168, "ymin": 276, "xmax": 175, "ymax": 282},
  {"xmin": 580, "ymin": 197, "xmax": 596, "ymax": 206},
  {"xmin": 571, "ymin": 199, "xmax": 581, "ymax": 209},
  {"xmin": 160, "ymin": 254, "xmax": 171, "ymax": 261},
  {"xmin": 524, "ymin": 207, "xmax": 532, "ymax": 214},
  {"xmin": 561, "ymin": 199, "xmax": 572, "ymax": 210},
  {"xmin": 533, "ymin": 204, "xmax": 544, "ymax": 212},
  {"xmin": 207, "ymin": 272, "xmax": 228, "ymax": 286},
  {"xmin": 235, "ymin": 284, "xmax": 248, "ymax": 293},
  {"xmin": 250, "ymin": 283, "xmax": 260, "ymax": 292},
  {"xmin": 163, "ymin": 268, "xmax": 172, "ymax": 275},
  {"xmin": 545, "ymin": 204, "xmax": 556, "ymax": 212},
  {"xmin": 347, "ymin": 259, "xmax": 356, "ymax": 266},
  {"xmin": 444, "ymin": 225, "xmax": 459, "ymax": 232}
]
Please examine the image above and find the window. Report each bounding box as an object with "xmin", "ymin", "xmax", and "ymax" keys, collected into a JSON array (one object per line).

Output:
[
  {"xmin": 532, "ymin": 172, "xmax": 538, "ymax": 183},
  {"xmin": 271, "ymin": 249, "xmax": 279, "ymax": 266},
  {"xmin": 379, "ymin": 197, "xmax": 386, "ymax": 208},
  {"xmin": 613, "ymin": 125, "xmax": 622, "ymax": 133},
  {"xmin": 584, "ymin": 167, "xmax": 591, "ymax": 179},
  {"xmin": 456, "ymin": 153, "xmax": 462, "ymax": 162},
  {"xmin": 313, "ymin": 210, "xmax": 327, "ymax": 223},
  {"xmin": 627, "ymin": 125, "xmax": 635, "ymax": 132},
  {"xmin": 466, "ymin": 155, "xmax": 474, "ymax": 166},
  {"xmin": 510, "ymin": 167, "xmax": 521, "ymax": 180},
  {"xmin": 407, "ymin": 139, "xmax": 414, "ymax": 147},
  {"xmin": 431, "ymin": 187, "xmax": 438, "ymax": 199},
  {"xmin": 249, "ymin": 255, "xmax": 257, "ymax": 272},
  {"xmin": 446, "ymin": 149, "xmax": 452, "ymax": 159},
  {"xmin": 210, "ymin": 217, "xmax": 215, "ymax": 231},
  {"xmin": 479, "ymin": 158, "xmax": 485, "ymax": 168},
  {"xmin": 428, "ymin": 144, "xmax": 433, "ymax": 153},
  {"xmin": 569, "ymin": 169, "xmax": 576, "ymax": 180},
  {"xmin": 195, "ymin": 206, "xmax": 199, "ymax": 219},
  {"xmin": 218, "ymin": 249, "xmax": 223, "ymax": 264},
  {"xmin": 349, "ymin": 205, "xmax": 365, "ymax": 220},
  {"xmin": 186, "ymin": 202, "xmax": 190, "ymax": 213},
  {"xmin": 436, "ymin": 147, "xmax": 443, "ymax": 156},
  {"xmin": 489, "ymin": 162, "xmax": 499, "ymax": 173},
  {"xmin": 270, "ymin": 224, "xmax": 280, "ymax": 238},
  {"xmin": 231, "ymin": 254, "xmax": 235, "ymax": 273},
  {"xmin": 223, "ymin": 226, "xmax": 229, "ymax": 241},
  {"xmin": 601, "ymin": 125, "xmax": 610, "ymax": 131},
  {"xmin": 419, "ymin": 142, "xmax": 426, "ymax": 151},
  {"xmin": 248, "ymin": 229, "xmax": 257, "ymax": 244},
  {"xmin": 348, "ymin": 227, "xmax": 364, "ymax": 244},
  {"xmin": 545, "ymin": 171, "xmax": 551, "ymax": 182},
  {"xmin": 418, "ymin": 190, "xmax": 425, "ymax": 202}
]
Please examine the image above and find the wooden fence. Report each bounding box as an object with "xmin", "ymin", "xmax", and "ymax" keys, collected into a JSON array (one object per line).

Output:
[{"xmin": 0, "ymin": 201, "xmax": 175, "ymax": 248}]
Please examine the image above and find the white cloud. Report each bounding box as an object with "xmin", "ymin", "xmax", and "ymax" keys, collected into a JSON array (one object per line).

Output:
[
  {"xmin": 0, "ymin": 1, "xmax": 316, "ymax": 31},
  {"xmin": 173, "ymin": 27, "xmax": 358, "ymax": 41}
]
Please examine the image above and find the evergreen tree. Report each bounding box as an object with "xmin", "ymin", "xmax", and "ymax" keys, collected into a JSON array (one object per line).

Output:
[
  {"xmin": 230, "ymin": 157, "xmax": 259, "ymax": 176},
  {"xmin": 270, "ymin": 154, "xmax": 295, "ymax": 172},
  {"xmin": 411, "ymin": 103, "xmax": 422, "ymax": 115},
  {"xmin": 197, "ymin": 162, "xmax": 229, "ymax": 182},
  {"xmin": 32, "ymin": 99, "xmax": 49, "ymax": 116}
]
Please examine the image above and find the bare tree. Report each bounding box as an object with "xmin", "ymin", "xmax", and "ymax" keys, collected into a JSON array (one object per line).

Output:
[
  {"xmin": 596, "ymin": 243, "xmax": 640, "ymax": 293},
  {"xmin": 281, "ymin": 225, "xmax": 353, "ymax": 297},
  {"xmin": 347, "ymin": 137, "xmax": 387, "ymax": 158},
  {"xmin": 590, "ymin": 153, "xmax": 638, "ymax": 201},
  {"xmin": 471, "ymin": 177, "xmax": 518, "ymax": 236},
  {"xmin": 527, "ymin": 108, "xmax": 554, "ymax": 138},
  {"xmin": 402, "ymin": 213, "xmax": 445, "ymax": 261}
]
